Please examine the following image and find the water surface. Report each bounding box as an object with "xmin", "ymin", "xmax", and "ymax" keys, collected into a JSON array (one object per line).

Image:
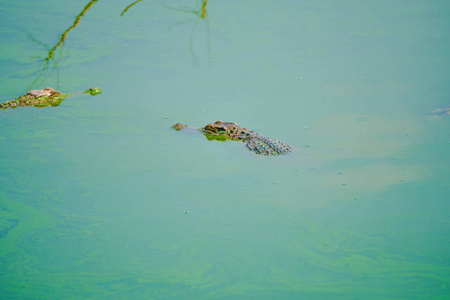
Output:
[{"xmin": 0, "ymin": 0, "xmax": 449, "ymax": 299}]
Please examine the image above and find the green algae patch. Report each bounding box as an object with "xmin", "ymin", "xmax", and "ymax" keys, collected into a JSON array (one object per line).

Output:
[{"xmin": 0, "ymin": 193, "xmax": 52, "ymax": 257}]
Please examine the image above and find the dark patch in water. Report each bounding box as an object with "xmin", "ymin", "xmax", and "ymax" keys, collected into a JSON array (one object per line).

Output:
[{"xmin": 0, "ymin": 219, "xmax": 19, "ymax": 239}]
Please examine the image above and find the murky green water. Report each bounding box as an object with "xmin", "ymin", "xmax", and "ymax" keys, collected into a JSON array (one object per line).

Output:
[{"xmin": 1, "ymin": 0, "xmax": 449, "ymax": 299}]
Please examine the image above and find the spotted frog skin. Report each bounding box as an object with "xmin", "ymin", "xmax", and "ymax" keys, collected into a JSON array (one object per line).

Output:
[
  {"xmin": 173, "ymin": 121, "xmax": 292, "ymax": 156},
  {"xmin": 1, "ymin": 87, "xmax": 102, "ymax": 109}
]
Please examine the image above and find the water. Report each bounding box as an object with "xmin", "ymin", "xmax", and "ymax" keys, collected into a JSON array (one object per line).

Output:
[{"xmin": 1, "ymin": 0, "xmax": 449, "ymax": 299}]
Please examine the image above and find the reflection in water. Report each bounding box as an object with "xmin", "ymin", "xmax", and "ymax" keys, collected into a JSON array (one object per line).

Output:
[
  {"xmin": 165, "ymin": 0, "xmax": 211, "ymax": 64},
  {"xmin": 121, "ymin": 0, "xmax": 144, "ymax": 16},
  {"xmin": 430, "ymin": 105, "xmax": 450, "ymax": 118},
  {"xmin": 29, "ymin": 0, "xmax": 99, "ymax": 87},
  {"xmin": 27, "ymin": 0, "xmax": 210, "ymax": 90}
]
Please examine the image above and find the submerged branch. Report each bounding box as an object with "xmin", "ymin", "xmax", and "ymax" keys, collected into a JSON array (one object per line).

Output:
[
  {"xmin": 200, "ymin": 0, "xmax": 209, "ymax": 19},
  {"xmin": 121, "ymin": 0, "xmax": 144, "ymax": 16},
  {"xmin": 164, "ymin": 0, "xmax": 211, "ymax": 64},
  {"xmin": 30, "ymin": 0, "xmax": 99, "ymax": 87},
  {"xmin": 47, "ymin": 0, "xmax": 99, "ymax": 60}
]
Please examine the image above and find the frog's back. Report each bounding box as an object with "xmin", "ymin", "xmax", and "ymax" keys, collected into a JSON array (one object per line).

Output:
[{"xmin": 246, "ymin": 135, "xmax": 292, "ymax": 156}]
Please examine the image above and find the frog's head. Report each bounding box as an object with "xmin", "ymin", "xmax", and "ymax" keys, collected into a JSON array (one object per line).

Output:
[
  {"xmin": 203, "ymin": 121, "xmax": 238, "ymax": 136},
  {"xmin": 172, "ymin": 123, "xmax": 187, "ymax": 131},
  {"xmin": 202, "ymin": 121, "xmax": 253, "ymax": 139},
  {"xmin": 86, "ymin": 87, "xmax": 102, "ymax": 96}
]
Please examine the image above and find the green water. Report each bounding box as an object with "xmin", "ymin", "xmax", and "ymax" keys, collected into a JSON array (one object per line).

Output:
[{"xmin": 1, "ymin": 0, "xmax": 449, "ymax": 299}]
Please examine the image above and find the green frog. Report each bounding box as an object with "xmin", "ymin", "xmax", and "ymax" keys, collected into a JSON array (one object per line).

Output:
[
  {"xmin": 172, "ymin": 121, "xmax": 292, "ymax": 156},
  {"xmin": 0, "ymin": 87, "xmax": 102, "ymax": 109}
]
